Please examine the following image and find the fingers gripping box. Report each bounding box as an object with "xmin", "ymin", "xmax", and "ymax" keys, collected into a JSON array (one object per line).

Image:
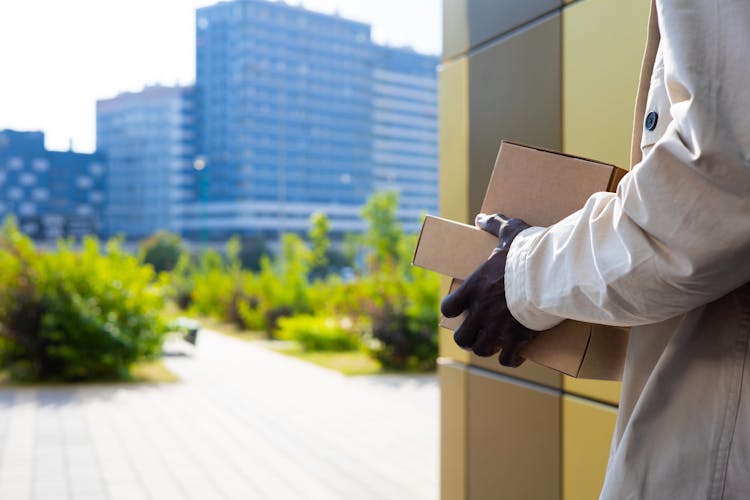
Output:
[{"xmin": 413, "ymin": 141, "xmax": 629, "ymax": 380}]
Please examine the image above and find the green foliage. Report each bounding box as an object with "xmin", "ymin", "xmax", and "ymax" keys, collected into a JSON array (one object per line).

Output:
[
  {"xmin": 246, "ymin": 235, "xmax": 312, "ymax": 336},
  {"xmin": 0, "ymin": 219, "xmax": 167, "ymax": 381},
  {"xmin": 238, "ymin": 235, "xmax": 271, "ymax": 271},
  {"xmin": 356, "ymin": 195, "xmax": 439, "ymax": 370},
  {"xmin": 190, "ymin": 264, "xmax": 233, "ymax": 319},
  {"xmin": 308, "ymin": 212, "xmax": 330, "ymax": 279},
  {"xmin": 361, "ymin": 191, "xmax": 403, "ymax": 269},
  {"xmin": 187, "ymin": 234, "xmax": 312, "ymax": 337},
  {"xmin": 365, "ymin": 265, "xmax": 440, "ymax": 371},
  {"xmin": 277, "ymin": 315, "xmax": 362, "ymax": 352},
  {"xmin": 170, "ymin": 253, "xmax": 195, "ymax": 310},
  {"xmin": 139, "ymin": 231, "xmax": 186, "ymax": 273},
  {"xmin": 164, "ymin": 190, "xmax": 439, "ymax": 371}
]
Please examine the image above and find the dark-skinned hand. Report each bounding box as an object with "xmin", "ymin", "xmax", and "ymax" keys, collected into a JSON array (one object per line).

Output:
[{"xmin": 440, "ymin": 213, "xmax": 539, "ymax": 367}]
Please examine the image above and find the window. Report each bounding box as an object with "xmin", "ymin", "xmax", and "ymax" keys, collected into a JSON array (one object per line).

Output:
[
  {"xmin": 8, "ymin": 157, "xmax": 23, "ymax": 170},
  {"xmin": 32, "ymin": 159, "xmax": 49, "ymax": 172}
]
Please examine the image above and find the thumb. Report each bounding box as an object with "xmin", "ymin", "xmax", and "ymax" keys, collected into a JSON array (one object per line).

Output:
[
  {"xmin": 440, "ymin": 279, "xmax": 475, "ymax": 318},
  {"xmin": 475, "ymin": 213, "xmax": 511, "ymax": 237}
]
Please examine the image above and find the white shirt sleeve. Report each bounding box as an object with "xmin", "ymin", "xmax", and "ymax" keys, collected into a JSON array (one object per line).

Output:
[{"xmin": 505, "ymin": 0, "xmax": 750, "ymax": 330}]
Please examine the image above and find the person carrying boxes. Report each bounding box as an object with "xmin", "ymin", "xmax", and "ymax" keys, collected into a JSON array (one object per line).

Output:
[{"xmin": 441, "ymin": 1, "xmax": 750, "ymax": 498}]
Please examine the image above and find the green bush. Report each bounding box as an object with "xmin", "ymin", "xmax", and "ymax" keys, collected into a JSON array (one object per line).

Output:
[
  {"xmin": 277, "ymin": 315, "xmax": 362, "ymax": 352},
  {"xmin": 139, "ymin": 231, "xmax": 186, "ymax": 273},
  {"xmin": 356, "ymin": 195, "xmax": 440, "ymax": 371},
  {"xmin": 365, "ymin": 267, "xmax": 440, "ymax": 371},
  {"xmin": 0, "ymin": 219, "xmax": 167, "ymax": 381},
  {"xmin": 187, "ymin": 236, "xmax": 311, "ymax": 336},
  {"xmin": 238, "ymin": 235, "xmax": 271, "ymax": 271},
  {"xmin": 163, "ymin": 190, "xmax": 440, "ymax": 372},
  {"xmin": 190, "ymin": 266, "xmax": 233, "ymax": 319},
  {"xmin": 238, "ymin": 235, "xmax": 312, "ymax": 336},
  {"xmin": 170, "ymin": 252, "xmax": 195, "ymax": 310}
]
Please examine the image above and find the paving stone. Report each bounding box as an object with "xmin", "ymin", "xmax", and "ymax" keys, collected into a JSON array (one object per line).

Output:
[{"xmin": 0, "ymin": 329, "xmax": 438, "ymax": 500}]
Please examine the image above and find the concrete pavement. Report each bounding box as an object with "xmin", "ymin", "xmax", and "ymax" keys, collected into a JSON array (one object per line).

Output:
[{"xmin": 0, "ymin": 330, "xmax": 438, "ymax": 500}]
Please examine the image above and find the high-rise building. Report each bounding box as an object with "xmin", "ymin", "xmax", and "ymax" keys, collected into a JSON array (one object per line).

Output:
[
  {"xmin": 372, "ymin": 46, "xmax": 439, "ymax": 232},
  {"xmin": 95, "ymin": 0, "xmax": 439, "ymax": 242},
  {"xmin": 180, "ymin": 0, "xmax": 438, "ymax": 238},
  {"xmin": 187, "ymin": 0, "xmax": 376, "ymax": 240},
  {"xmin": 0, "ymin": 129, "xmax": 107, "ymax": 239},
  {"xmin": 96, "ymin": 85, "xmax": 196, "ymax": 239}
]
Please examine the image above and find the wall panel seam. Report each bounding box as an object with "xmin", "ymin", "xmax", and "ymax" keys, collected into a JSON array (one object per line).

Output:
[{"xmin": 442, "ymin": 7, "xmax": 562, "ymax": 64}]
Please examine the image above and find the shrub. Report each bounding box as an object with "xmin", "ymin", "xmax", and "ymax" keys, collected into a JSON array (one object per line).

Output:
[
  {"xmin": 246, "ymin": 235, "xmax": 312, "ymax": 337},
  {"xmin": 238, "ymin": 235, "xmax": 271, "ymax": 271},
  {"xmin": 139, "ymin": 231, "xmax": 186, "ymax": 273},
  {"xmin": 277, "ymin": 314, "xmax": 362, "ymax": 352},
  {"xmin": 0, "ymin": 219, "xmax": 167, "ymax": 381},
  {"xmin": 365, "ymin": 267, "xmax": 440, "ymax": 371},
  {"xmin": 170, "ymin": 253, "xmax": 195, "ymax": 310},
  {"xmin": 355, "ymin": 195, "xmax": 440, "ymax": 371}
]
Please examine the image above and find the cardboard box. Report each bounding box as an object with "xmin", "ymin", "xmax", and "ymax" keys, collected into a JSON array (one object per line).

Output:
[{"xmin": 414, "ymin": 141, "xmax": 629, "ymax": 380}]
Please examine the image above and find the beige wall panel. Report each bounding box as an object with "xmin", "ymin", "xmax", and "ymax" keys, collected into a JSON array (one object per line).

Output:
[
  {"xmin": 562, "ymin": 396, "xmax": 617, "ymax": 500},
  {"xmin": 440, "ymin": 360, "xmax": 468, "ymax": 500},
  {"xmin": 562, "ymin": 0, "xmax": 650, "ymax": 168},
  {"xmin": 471, "ymin": 353, "xmax": 561, "ymax": 389},
  {"xmin": 563, "ymin": 376, "xmax": 621, "ymax": 406},
  {"xmin": 468, "ymin": 369, "xmax": 561, "ymax": 500},
  {"xmin": 439, "ymin": 278, "xmax": 470, "ymax": 362},
  {"xmin": 440, "ymin": 328, "xmax": 471, "ymax": 362},
  {"xmin": 468, "ymin": 14, "xmax": 561, "ymax": 219},
  {"xmin": 443, "ymin": 0, "xmax": 470, "ymax": 60},
  {"xmin": 439, "ymin": 57, "xmax": 470, "ymax": 223},
  {"xmin": 443, "ymin": 0, "xmax": 561, "ymax": 60}
]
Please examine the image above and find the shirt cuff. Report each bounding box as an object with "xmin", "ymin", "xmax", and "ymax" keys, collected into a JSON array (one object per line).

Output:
[{"xmin": 505, "ymin": 226, "xmax": 565, "ymax": 331}]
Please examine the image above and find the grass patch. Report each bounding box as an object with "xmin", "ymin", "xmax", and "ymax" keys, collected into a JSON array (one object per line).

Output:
[
  {"xmin": 129, "ymin": 360, "xmax": 181, "ymax": 383},
  {"xmin": 191, "ymin": 315, "xmax": 266, "ymax": 342},
  {"xmin": 268, "ymin": 342, "xmax": 384, "ymax": 376},
  {"xmin": 183, "ymin": 313, "xmax": 386, "ymax": 376}
]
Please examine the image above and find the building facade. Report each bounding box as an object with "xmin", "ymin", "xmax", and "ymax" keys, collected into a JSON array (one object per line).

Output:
[
  {"xmin": 372, "ymin": 46, "xmax": 439, "ymax": 233},
  {"xmin": 93, "ymin": 0, "xmax": 439, "ymax": 242},
  {"xmin": 96, "ymin": 85, "xmax": 196, "ymax": 239},
  {"xmin": 0, "ymin": 129, "xmax": 107, "ymax": 239},
  {"xmin": 181, "ymin": 0, "xmax": 438, "ymax": 241}
]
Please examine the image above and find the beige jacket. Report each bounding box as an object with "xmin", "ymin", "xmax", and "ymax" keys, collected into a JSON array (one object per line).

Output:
[{"xmin": 505, "ymin": 1, "xmax": 750, "ymax": 498}]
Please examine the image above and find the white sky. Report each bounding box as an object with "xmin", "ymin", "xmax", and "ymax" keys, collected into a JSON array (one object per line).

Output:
[{"xmin": 0, "ymin": 0, "xmax": 441, "ymax": 153}]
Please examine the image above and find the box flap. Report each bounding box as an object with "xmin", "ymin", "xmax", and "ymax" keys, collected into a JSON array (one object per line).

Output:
[
  {"xmin": 481, "ymin": 141, "xmax": 616, "ymax": 226},
  {"xmin": 413, "ymin": 216, "xmax": 497, "ymax": 280},
  {"xmin": 576, "ymin": 325, "xmax": 629, "ymax": 380}
]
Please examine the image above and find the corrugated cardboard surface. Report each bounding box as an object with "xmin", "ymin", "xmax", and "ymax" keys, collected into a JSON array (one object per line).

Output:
[
  {"xmin": 414, "ymin": 141, "xmax": 628, "ymax": 380},
  {"xmin": 480, "ymin": 142, "xmax": 616, "ymax": 225},
  {"xmin": 413, "ymin": 217, "xmax": 496, "ymax": 281}
]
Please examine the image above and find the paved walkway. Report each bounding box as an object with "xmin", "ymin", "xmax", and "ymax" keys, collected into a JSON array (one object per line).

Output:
[{"xmin": 0, "ymin": 330, "xmax": 438, "ymax": 500}]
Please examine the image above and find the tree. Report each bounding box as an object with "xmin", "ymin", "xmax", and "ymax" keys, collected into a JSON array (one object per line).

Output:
[
  {"xmin": 361, "ymin": 191, "xmax": 403, "ymax": 270},
  {"xmin": 238, "ymin": 235, "xmax": 271, "ymax": 271},
  {"xmin": 139, "ymin": 231, "xmax": 186, "ymax": 273},
  {"xmin": 308, "ymin": 212, "xmax": 330, "ymax": 279}
]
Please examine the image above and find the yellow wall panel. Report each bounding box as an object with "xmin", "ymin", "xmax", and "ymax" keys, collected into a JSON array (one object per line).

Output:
[
  {"xmin": 440, "ymin": 361, "xmax": 468, "ymax": 500},
  {"xmin": 468, "ymin": 14, "xmax": 561, "ymax": 220},
  {"xmin": 440, "ymin": 327, "xmax": 470, "ymax": 362},
  {"xmin": 439, "ymin": 57, "xmax": 470, "ymax": 223},
  {"xmin": 468, "ymin": 369, "xmax": 561, "ymax": 500},
  {"xmin": 562, "ymin": 395, "xmax": 617, "ymax": 500},
  {"xmin": 438, "ymin": 277, "xmax": 471, "ymax": 361},
  {"xmin": 563, "ymin": 376, "xmax": 621, "ymax": 406},
  {"xmin": 562, "ymin": 0, "xmax": 650, "ymax": 168}
]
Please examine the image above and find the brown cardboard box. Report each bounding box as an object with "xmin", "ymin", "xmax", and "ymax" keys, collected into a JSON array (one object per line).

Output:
[{"xmin": 414, "ymin": 141, "xmax": 629, "ymax": 380}]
